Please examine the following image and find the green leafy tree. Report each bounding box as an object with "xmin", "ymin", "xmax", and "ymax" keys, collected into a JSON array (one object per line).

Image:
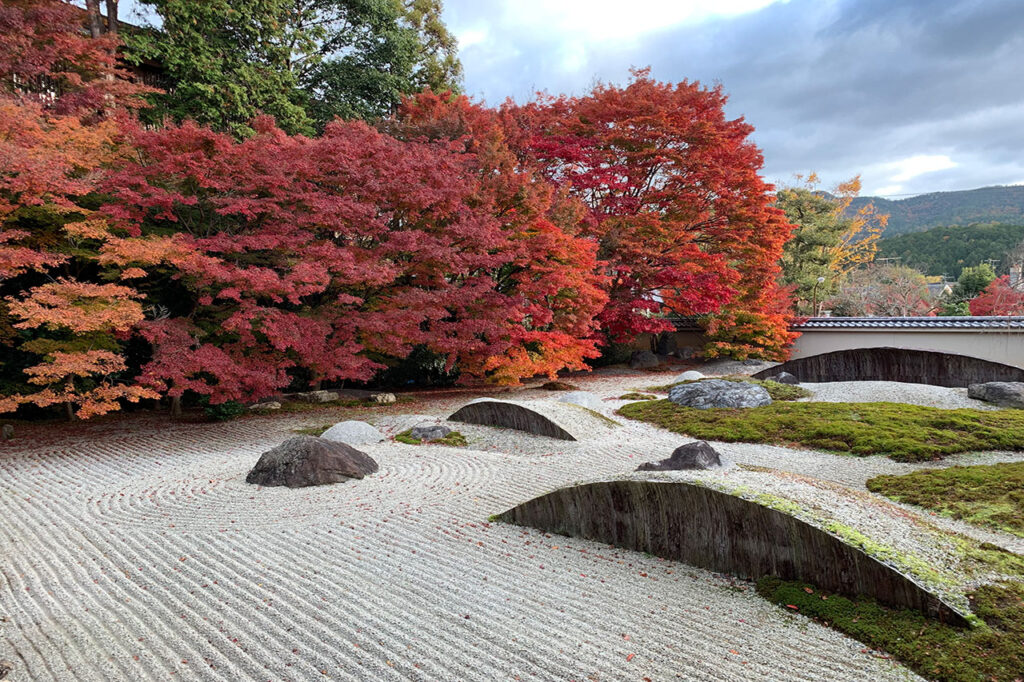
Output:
[
  {"xmin": 777, "ymin": 175, "xmax": 885, "ymax": 314},
  {"xmin": 939, "ymin": 263, "xmax": 996, "ymax": 315},
  {"xmin": 127, "ymin": 0, "xmax": 312, "ymax": 135},
  {"xmin": 297, "ymin": 0, "xmax": 461, "ymax": 127},
  {"xmin": 127, "ymin": 0, "xmax": 463, "ymax": 134}
]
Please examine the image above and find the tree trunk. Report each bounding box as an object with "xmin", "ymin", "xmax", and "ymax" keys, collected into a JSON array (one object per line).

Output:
[
  {"xmin": 105, "ymin": 0, "xmax": 119, "ymax": 34},
  {"xmin": 65, "ymin": 401, "xmax": 75, "ymax": 422},
  {"xmin": 170, "ymin": 395, "xmax": 182, "ymax": 419},
  {"xmin": 86, "ymin": 0, "xmax": 104, "ymax": 38}
]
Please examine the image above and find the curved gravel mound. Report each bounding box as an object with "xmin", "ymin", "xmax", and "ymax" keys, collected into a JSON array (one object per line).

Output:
[
  {"xmin": 498, "ymin": 478, "xmax": 967, "ymax": 625},
  {"xmin": 448, "ymin": 398, "xmax": 616, "ymax": 441},
  {"xmin": 0, "ymin": 414, "xmax": 919, "ymax": 681}
]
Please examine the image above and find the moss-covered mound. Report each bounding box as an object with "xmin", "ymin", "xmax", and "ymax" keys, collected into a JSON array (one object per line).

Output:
[
  {"xmin": 867, "ymin": 462, "xmax": 1024, "ymax": 537},
  {"xmin": 647, "ymin": 376, "xmax": 812, "ymax": 401},
  {"xmin": 757, "ymin": 577, "xmax": 1024, "ymax": 682},
  {"xmin": 618, "ymin": 392, "xmax": 657, "ymax": 401},
  {"xmin": 395, "ymin": 429, "xmax": 468, "ymax": 446},
  {"xmin": 618, "ymin": 400, "xmax": 1024, "ymax": 462}
]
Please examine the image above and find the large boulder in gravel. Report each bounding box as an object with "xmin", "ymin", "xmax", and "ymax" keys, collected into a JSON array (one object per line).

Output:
[
  {"xmin": 629, "ymin": 350, "xmax": 660, "ymax": 369},
  {"xmin": 674, "ymin": 370, "xmax": 705, "ymax": 382},
  {"xmin": 555, "ymin": 391, "xmax": 602, "ymax": 411},
  {"xmin": 320, "ymin": 420, "xmax": 385, "ymax": 446},
  {"xmin": 246, "ymin": 436, "xmax": 378, "ymax": 488},
  {"xmin": 765, "ymin": 371, "xmax": 800, "ymax": 385},
  {"xmin": 637, "ymin": 441, "xmax": 729, "ymax": 471},
  {"xmin": 410, "ymin": 424, "xmax": 452, "ymax": 441},
  {"xmin": 668, "ymin": 379, "xmax": 771, "ymax": 409},
  {"xmin": 967, "ymin": 382, "xmax": 1024, "ymax": 408}
]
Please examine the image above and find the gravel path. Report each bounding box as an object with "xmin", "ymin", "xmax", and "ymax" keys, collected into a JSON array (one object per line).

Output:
[
  {"xmin": 3, "ymin": 372, "xmax": 1018, "ymax": 681},
  {"xmin": 1, "ymin": 396, "xmax": 922, "ymax": 681}
]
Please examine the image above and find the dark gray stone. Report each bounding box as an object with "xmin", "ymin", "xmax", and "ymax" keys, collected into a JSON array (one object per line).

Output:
[
  {"xmin": 656, "ymin": 334, "xmax": 678, "ymax": 355},
  {"xmin": 967, "ymin": 382, "xmax": 1024, "ymax": 408},
  {"xmin": 410, "ymin": 424, "xmax": 452, "ymax": 441},
  {"xmin": 668, "ymin": 379, "xmax": 772, "ymax": 409},
  {"xmin": 766, "ymin": 371, "xmax": 800, "ymax": 385},
  {"xmin": 1, "ymin": 424, "xmax": 12, "ymax": 440},
  {"xmin": 246, "ymin": 436, "xmax": 378, "ymax": 488},
  {"xmin": 636, "ymin": 441, "xmax": 727, "ymax": 471},
  {"xmin": 629, "ymin": 350, "xmax": 660, "ymax": 369},
  {"xmin": 675, "ymin": 347, "xmax": 698, "ymax": 360}
]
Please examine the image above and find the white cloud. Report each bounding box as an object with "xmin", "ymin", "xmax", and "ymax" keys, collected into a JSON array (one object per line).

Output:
[
  {"xmin": 887, "ymin": 154, "xmax": 958, "ymax": 182},
  {"xmin": 488, "ymin": 0, "xmax": 788, "ymax": 43},
  {"xmin": 457, "ymin": 28, "xmax": 489, "ymax": 50}
]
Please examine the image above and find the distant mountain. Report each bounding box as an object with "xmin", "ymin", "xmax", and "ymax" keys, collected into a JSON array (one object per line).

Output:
[
  {"xmin": 876, "ymin": 223, "xmax": 1024, "ymax": 279},
  {"xmin": 848, "ymin": 185, "xmax": 1024, "ymax": 236}
]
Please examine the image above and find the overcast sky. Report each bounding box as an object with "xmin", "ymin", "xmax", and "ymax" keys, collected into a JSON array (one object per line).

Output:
[{"xmin": 118, "ymin": 0, "xmax": 1024, "ymax": 197}]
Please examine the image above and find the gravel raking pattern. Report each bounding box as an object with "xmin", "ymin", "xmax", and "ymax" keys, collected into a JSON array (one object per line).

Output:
[{"xmin": 0, "ymin": 409, "xmax": 923, "ymax": 682}]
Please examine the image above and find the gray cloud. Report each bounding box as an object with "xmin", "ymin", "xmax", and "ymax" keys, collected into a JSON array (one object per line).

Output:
[{"xmin": 446, "ymin": 0, "xmax": 1024, "ymax": 196}]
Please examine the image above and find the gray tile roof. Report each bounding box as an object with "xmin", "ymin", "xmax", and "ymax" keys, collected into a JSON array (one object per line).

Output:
[
  {"xmin": 667, "ymin": 315, "xmax": 1024, "ymax": 331},
  {"xmin": 792, "ymin": 316, "xmax": 1024, "ymax": 330}
]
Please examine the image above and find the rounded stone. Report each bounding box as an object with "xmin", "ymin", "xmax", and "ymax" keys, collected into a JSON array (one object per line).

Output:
[{"xmin": 320, "ymin": 420, "xmax": 385, "ymax": 446}]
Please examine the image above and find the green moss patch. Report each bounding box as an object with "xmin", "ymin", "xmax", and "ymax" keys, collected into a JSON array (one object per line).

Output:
[
  {"xmin": 757, "ymin": 577, "xmax": 1024, "ymax": 681},
  {"xmin": 618, "ymin": 400, "xmax": 1024, "ymax": 462},
  {"xmin": 867, "ymin": 462, "xmax": 1024, "ymax": 537},
  {"xmin": 395, "ymin": 429, "xmax": 468, "ymax": 446},
  {"xmin": 618, "ymin": 392, "xmax": 658, "ymax": 401},
  {"xmin": 646, "ymin": 376, "xmax": 812, "ymax": 401}
]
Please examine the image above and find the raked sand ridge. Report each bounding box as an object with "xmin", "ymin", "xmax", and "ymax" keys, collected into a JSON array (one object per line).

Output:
[{"xmin": 3, "ymin": 373, "xmax": 1008, "ymax": 681}]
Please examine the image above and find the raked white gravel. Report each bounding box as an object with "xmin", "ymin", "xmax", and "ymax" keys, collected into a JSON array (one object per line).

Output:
[{"xmin": 3, "ymin": 371, "xmax": 1017, "ymax": 681}]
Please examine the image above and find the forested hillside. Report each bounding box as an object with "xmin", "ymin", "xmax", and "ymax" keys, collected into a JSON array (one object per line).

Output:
[
  {"xmin": 849, "ymin": 185, "xmax": 1024, "ymax": 236},
  {"xmin": 876, "ymin": 223, "xmax": 1024, "ymax": 278}
]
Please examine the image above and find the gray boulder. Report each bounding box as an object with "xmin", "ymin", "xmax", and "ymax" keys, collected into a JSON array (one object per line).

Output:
[
  {"xmin": 249, "ymin": 401, "xmax": 281, "ymax": 411},
  {"xmin": 371, "ymin": 392, "xmax": 397, "ymax": 404},
  {"xmin": 674, "ymin": 370, "xmax": 705, "ymax": 383},
  {"xmin": 296, "ymin": 390, "xmax": 339, "ymax": 403},
  {"xmin": 967, "ymin": 382, "xmax": 1024, "ymax": 408},
  {"xmin": 637, "ymin": 441, "xmax": 729, "ymax": 471},
  {"xmin": 1, "ymin": 424, "xmax": 12, "ymax": 440},
  {"xmin": 320, "ymin": 420, "xmax": 385, "ymax": 446},
  {"xmin": 410, "ymin": 424, "xmax": 452, "ymax": 441},
  {"xmin": 656, "ymin": 334, "xmax": 678, "ymax": 355},
  {"xmin": 766, "ymin": 371, "xmax": 800, "ymax": 385},
  {"xmin": 629, "ymin": 350, "xmax": 660, "ymax": 369},
  {"xmin": 246, "ymin": 436, "xmax": 378, "ymax": 488},
  {"xmin": 669, "ymin": 379, "xmax": 772, "ymax": 409},
  {"xmin": 555, "ymin": 391, "xmax": 603, "ymax": 411}
]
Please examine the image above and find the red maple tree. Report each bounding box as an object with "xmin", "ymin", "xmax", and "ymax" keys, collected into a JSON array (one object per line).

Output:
[{"xmin": 504, "ymin": 69, "xmax": 796, "ymax": 356}]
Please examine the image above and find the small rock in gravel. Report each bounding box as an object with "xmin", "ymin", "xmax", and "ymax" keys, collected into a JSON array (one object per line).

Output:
[
  {"xmin": 246, "ymin": 436, "xmax": 378, "ymax": 488},
  {"xmin": 674, "ymin": 370, "xmax": 705, "ymax": 382},
  {"xmin": 766, "ymin": 371, "xmax": 800, "ymax": 385},
  {"xmin": 967, "ymin": 382, "xmax": 1024, "ymax": 408},
  {"xmin": 637, "ymin": 441, "xmax": 729, "ymax": 471},
  {"xmin": 410, "ymin": 424, "xmax": 452, "ymax": 441},
  {"xmin": 555, "ymin": 391, "xmax": 603, "ymax": 411},
  {"xmin": 249, "ymin": 401, "xmax": 281, "ymax": 411},
  {"xmin": 320, "ymin": 421, "xmax": 385, "ymax": 446},
  {"xmin": 669, "ymin": 379, "xmax": 771, "ymax": 409},
  {"xmin": 629, "ymin": 350, "xmax": 660, "ymax": 369},
  {"xmin": 0, "ymin": 659, "xmax": 12, "ymax": 680},
  {"xmin": 371, "ymin": 393, "xmax": 397, "ymax": 404},
  {"xmin": 1, "ymin": 424, "xmax": 12, "ymax": 440}
]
